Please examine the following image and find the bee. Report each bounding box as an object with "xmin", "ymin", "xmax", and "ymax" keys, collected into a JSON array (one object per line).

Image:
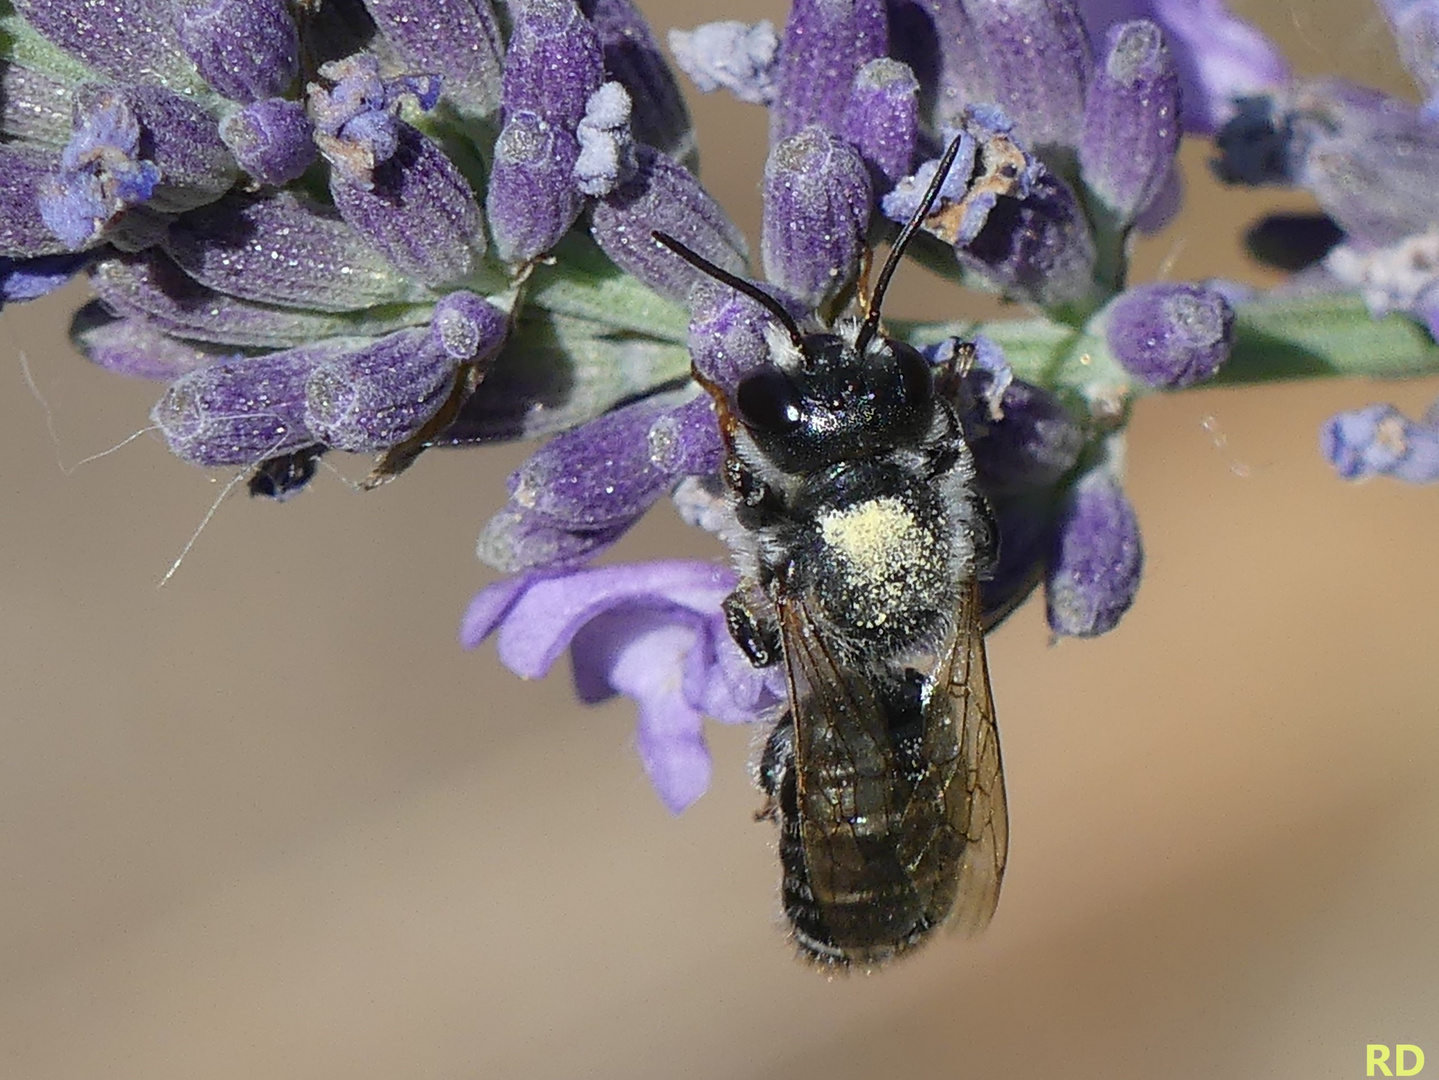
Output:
[{"xmin": 654, "ymin": 134, "xmax": 1008, "ymax": 967}]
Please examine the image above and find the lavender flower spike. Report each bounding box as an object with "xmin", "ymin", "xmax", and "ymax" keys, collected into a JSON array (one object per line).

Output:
[
  {"xmin": 1079, "ymin": 20, "xmax": 1181, "ymax": 230},
  {"xmin": 1045, "ymin": 463, "xmax": 1144, "ymax": 638},
  {"xmin": 461, "ymin": 562, "xmax": 782, "ymax": 812},
  {"xmin": 173, "ymin": 0, "xmax": 300, "ymax": 103},
  {"xmin": 1321, "ymin": 402, "xmax": 1439, "ymax": 483},
  {"xmin": 761, "ymin": 126, "xmax": 871, "ymax": 309},
  {"xmin": 1105, "ymin": 282, "xmax": 1234, "ymax": 389},
  {"xmin": 769, "ymin": 0, "xmax": 887, "ymax": 143}
]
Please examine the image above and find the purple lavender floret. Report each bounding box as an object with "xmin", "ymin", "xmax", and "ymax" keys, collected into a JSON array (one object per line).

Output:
[
  {"xmin": 1322, "ymin": 402, "xmax": 1439, "ymax": 483},
  {"xmin": 461, "ymin": 562, "xmax": 783, "ymax": 813},
  {"xmin": 219, "ymin": 99, "xmax": 317, "ymax": 187},
  {"xmin": 362, "ymin": 0, "xmax": 506, "ymax": 117},
  {"xmin": 574, "ymin": 82, "xmax": 638, "ymax": 197},
  {"xmin": 1045, "ymin": 465, "xmax": 1144, "ymax": 637},
  {"xmin": 487, "ymin": 112, "xmax": 584, "ymax": 265},
  {"xmin": 769, "ymin": 0, "xmax": 887, "ymax": 144},
  {"xmin": 581, "ymin": 0, "xmax": 695, "ymax": 161},
  {"xmin": 502, "ymin": 0, "xmax": 605, "ymax": 130},
  {"xmin": 841, "ymin": 58, "xmax": 921, "ymax": 191},
  {"xmin": 1105, "ymin": 282, "xmax": 1235, "ymax": 389}
]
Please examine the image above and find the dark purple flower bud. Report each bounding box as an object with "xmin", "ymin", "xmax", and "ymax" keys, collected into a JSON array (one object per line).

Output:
[
  {"xmin": 980, "ymin": 492, "xmax": 1053, "ymax": 630},
  {"xmin": 362, "ymin": 0, "xmax": 505, "ymax": 117},
  {"xmin": 686, "ymin": 278, "xmax": 803, "ymax": 391},
  {"xmin": 591, "ymin": 145, "xmax": 749, "ymax": 300},
  {"xmin": 219, "ymin": 98, "xmax": 317, "ymax": 186},
  {"xmin": 575, "ymin": 82, "xmax": 637, "ymax": 197},
  {"xmin": 303, "ymin": 329, "xmax": 459, "ymax": 452},
  {"xmin": 461, "ymin": 561, "xmax": 781, "ymax": 811},
  {"xmin": 429, "ymin": 290, "xmax": 510, "ymax": 361},
  {"xmin": 963, "ymin": 375, "xmax": 1086, "ymax": 495},
  {"xmin": 761, "ymin": 125, "xmax": 871, "ymax": 308},
  {"xmin": 961, "ymin": 170, "xmax": 1099, "ymax": 312},
  {"xmin": 667, "ymin": 20, "xmax": 779, "ymax": 106},
  {"xmin": 329, "ymin": 122, "xmax": 485, "ymax": 286},
  {"xmin": 581, "ymin": 0, "xmax": 695, "ymax": 161},
  {"xmin": 841, "ymin": 58, "xmax": 920, "ymax": 192},
  {"xmin": 37, "ymin": 90, "xmax": 159, "ymax": 250},
  {"xmin": 1106, "ymin": 282, "xmax": 1234, "ymax": 389},
  {"xmin": 1079, "ymin": 20, "xmax": 1181, "ymax": 228},
  {"xmin": 770, "ymin": 0, "xmax": 887, "ymax": 143},
  {"xmin": 71, "ymin": 304, "xmax": 229, "ymax": 379},
  {"xmin": 506, "ymin": 392, "xmax": 713, "ymax": 533},
  {"xmin": 308, "ymin": 54, "xmax": 442, "ymax": 188},
  {"xmin": 501, "ymin": 0, "xmax": 605, "ymax": 131},
  {"xmin": 89, "ymin": 249, "xmax": 431, "ymax": 348},
  {"xmin": 891, "ymin": 0, "xmax": 985, "ymax": 129},
  {"xmin": 11, "ymin": 0, "xmax": 190, "ymax": 85},
  {"xmin": 476, "ymin": 507, "xmax": 630, "ymax": 572},
  {"xmin": 152, "ymin": 345, "xmax": 341, "ymax": 465},
  {"xmin": 1045, "ymin": 466, "xmax": 1143, "ymax": 638},
  {"xmin": 1, "ymin": 64, "xmax": 74, "ymax": 145},
  {"xmin": 963, "ymin": 0, "xmax": 1091, "ymax": 152},
  {"xmin": 1321, "ymin": 401, "xmax": 1439, "ymax": 483},
  {"xmin": 173, "ymin": 0, "xmax": 300, "ymax": 102},
  {"xmin": 486, "ymin": 111, "xmax": 584, "ymax": 264},
  {"xmin": 0, "ymin": 252, "xmax": 90, "ymax": 304},
  {"xmin": 1079, "ymin": 0, "xmax": 1288, "ymax": 135},
  {"xmin": 647, "ymin": 395, "xmax": 723, "ymax": 476},
  {"xmin": 164, "ymin": 191, "xmax": 428, "ymax": 311}
]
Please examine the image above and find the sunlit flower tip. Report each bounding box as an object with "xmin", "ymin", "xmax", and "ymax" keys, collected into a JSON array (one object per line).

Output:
[
  {"xmin": 163, "ymin": 191, "xmax": 425, "ymax": 311},
  {"xmin": 667, "ymin": 20, "xmax": 779, "ymax": 106},
  {"xmin": 501, "ymin": 0, "xmax": 605, "ymax": 131},
  {"xmin": 11, "ymin": 0, "xmax": 189, "ymax": 85},
  {"xmin": 761, "ymin": 125, "xmax": 871, "ymax": 308},
  {"xmin": 769, "ymin": 0, "xmax": 888, "ymax": 145},
  {"xmin": 71, "ymin": 305, "xmax": 228, "ymax": 379},
  {"xmin": 364, "ymin": 0, "xmax": 505, "ymax": 117},
  {"xmin": 1320, "ymin": 402, "xmax": 1439, "ymax": 483},
  {"xmin": 962, "ymin": 0, "xmax": 1090, "ymax": 151},
  {"xmin": 590, "ymin": 145, "xmax": 748, "ymax": 300},
  {"xmin": 1079, "ymin": 20, "xmax": 1180, "ymax": 228},
  {"xmin": 574, "ymin": 82, "xmax": 637, "ymax": 197},
  {"xmin": 475, "ymin": 506, "xmax": 631, "ymax": 573},
  {"xmin": 429, "ymin": 290, "xmax": 510, "ymax": 362},
  {"xmin": 0, "ymin": 252, "xmax": 90, "ymax": 304},
  {"xmin": 840, "ymin": 58, "xmax": 920, "ymax": 191},
  {"xmin": 460, "ymin": 561, "xmax": 781, "ymax": 812},
  {"xmin": 486, "ymin": 111, "xmax": 583, "ymax": 265},
  {"xmin": 152, "ymin": 347, "xmax": 328, "ymax": 466},
  {"xmin": 1382, "ymin": 0, "xmax": 1439, "ymax": 109},
  {"xmin": 219, "ymin": 98, "xmax": 317, "ymax": 187},
  {"xmin": 1045, "ymin": 466, "xmax": 1143, "ymax": 638},
  {"xmin": 1105, "ymin": 282, "xmax": 1234, "ymax": 389},
  {"xmin": 506, "ymin": 391, "xmax": 714, "ymax": 531},
  {"xmin": 302, "ymin": 330, "xmax": 460, "ymax": 453},
  {"xmin": 36, "ymin": 91, "xmax": 159, "ymax": 250},
  {"xmin": 173, "ymin": 0, "xmax": 299, "ymax": 102},
  {"xmin": 686, "ymin": 277, "xmax": 804, "ymax": 391},
  {"xmin": 1120, "ymin": 0, "xmax": 1288, "ymax": 134},
  {"xmin": 582, "ymin": 0, "xmax": 695, "ymax": 161},
  {"xmin": 329, "ymin": 123, "xmax": 485, "ymax": 286}
]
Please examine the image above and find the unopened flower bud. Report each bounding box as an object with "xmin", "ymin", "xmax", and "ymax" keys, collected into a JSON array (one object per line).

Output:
[
  {"xmin": 1045, "ymin": 467, "xmax": 1143, "ymax": 638},
  {"xmin": 174, "ymin": 0, "xmax": 300, "ymax": 102},
  {"xmin": 1105, "ymin": 282, "xmax": 1234, "ymax": 389}
]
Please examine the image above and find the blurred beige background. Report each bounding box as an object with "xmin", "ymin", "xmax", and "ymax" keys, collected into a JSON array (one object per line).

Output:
[{"xmin": 3, "ymin": 2, "xmax": 1438, "ymax": 1078}]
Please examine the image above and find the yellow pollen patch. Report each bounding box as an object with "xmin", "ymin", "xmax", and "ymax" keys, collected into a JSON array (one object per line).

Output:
[{"xmin": 818, "ymin": 496, "xmax": 925, "ymax": 569}]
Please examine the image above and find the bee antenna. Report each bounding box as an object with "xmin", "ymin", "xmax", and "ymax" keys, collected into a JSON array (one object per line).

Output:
[
  {"xmin": 651, "ymin": 231, "xmax": 805, "ymax": 349},
  {"xmin": 855, "ymin": 133, "xmax": 966, "ymax": 356}
]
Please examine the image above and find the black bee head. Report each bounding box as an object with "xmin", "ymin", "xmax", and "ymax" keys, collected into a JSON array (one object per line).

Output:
[{"xmin": 733, "ymin": 330, "xmax": 935, "ymax": 472}]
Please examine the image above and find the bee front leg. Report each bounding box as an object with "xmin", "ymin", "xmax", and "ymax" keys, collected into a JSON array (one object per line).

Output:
[{"xmin": 723, "ymin": 590, "xmax": 781, "ymax": 668}]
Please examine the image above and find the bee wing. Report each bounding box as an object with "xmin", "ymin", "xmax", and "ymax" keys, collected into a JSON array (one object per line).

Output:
[{"xmin": 907, "ymin": 577, "xmax": 1009, "ymax": 937}]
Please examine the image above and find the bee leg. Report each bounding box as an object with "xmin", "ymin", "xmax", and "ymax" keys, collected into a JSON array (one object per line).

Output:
[
  {"xmin": 723, "ymin": 456, "xmax": 785, "ymax": 529},
  {"xmin": 723, "ymin": 591, "xmax": 781, "ymax": 668},
  {"xmin": 754, "ymin": 712, "xmax": 795, "ymax": 821}
]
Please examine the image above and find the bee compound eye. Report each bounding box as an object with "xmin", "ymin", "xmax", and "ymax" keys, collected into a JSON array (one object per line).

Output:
[
  {"xmin": 892, "ymin": 340, "xmax": 934, "ymax": 409},
  {"xmin": 735, "ymin": 368, "xmax": 804, "ymax": 434}
]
